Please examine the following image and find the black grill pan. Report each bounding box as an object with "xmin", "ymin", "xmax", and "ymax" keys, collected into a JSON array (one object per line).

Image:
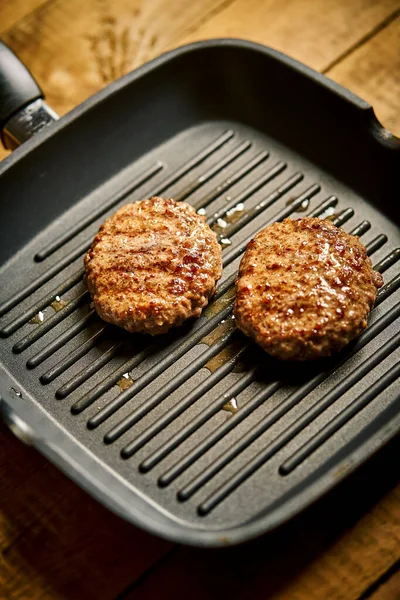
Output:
[{"xmin": 0, "ymin": 39, "xmax": 399, "ymax": 547}]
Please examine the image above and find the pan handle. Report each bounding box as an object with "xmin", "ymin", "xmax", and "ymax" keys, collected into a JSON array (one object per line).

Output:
[{"xmin": 0, "ymin": 41, "xmax": 58, "ymax": 149}]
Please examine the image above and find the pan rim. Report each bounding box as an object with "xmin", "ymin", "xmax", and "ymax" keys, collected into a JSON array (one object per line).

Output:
[
  {"xmin": 2, "ymin": 375, "xmax": 399, "ymax": 547},
  {"xmin": 2, "ymin": 36, "xmax": 395, "ymax": 180},
  {"xmin": 1, "ymin": 37, "xmax": 399, "ymax": 547}
]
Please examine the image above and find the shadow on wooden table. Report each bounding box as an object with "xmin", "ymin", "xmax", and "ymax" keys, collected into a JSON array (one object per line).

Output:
[{"xmin": 0, "ymin": 424, "xmax": 399, "ymax": 600}]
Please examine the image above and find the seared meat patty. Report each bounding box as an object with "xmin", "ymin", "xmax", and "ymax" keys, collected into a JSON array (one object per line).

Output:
[
  {"xmin": 85, "ymin": 197, "xmax": 222, "ymax": 335},
  {"xmin": 234, "ymin": 217, "xmax": 383, "ymax": 360}
]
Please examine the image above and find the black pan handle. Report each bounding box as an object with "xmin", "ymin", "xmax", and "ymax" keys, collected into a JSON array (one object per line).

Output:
[{"xmin": 0, "ymin": 41, "xmax": 58, "ymax": 149}]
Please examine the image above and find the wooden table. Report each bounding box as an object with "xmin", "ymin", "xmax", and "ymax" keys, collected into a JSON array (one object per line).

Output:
[{"xmin": 0, "ymin": 1, "xmax": 399, "ymax": 598}]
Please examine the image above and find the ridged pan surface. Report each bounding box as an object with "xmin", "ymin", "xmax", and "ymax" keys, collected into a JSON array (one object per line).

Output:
[{"xmin": 0, "ymin": 41, "xmax": 399, "ymax": 546}]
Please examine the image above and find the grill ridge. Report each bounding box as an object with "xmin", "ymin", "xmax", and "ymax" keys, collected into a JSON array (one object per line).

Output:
[
  {"xmin": 330, "ymin": 208, "xmax": 354, "ymax": 227},
  {"xmin": 12, "ymin": 291, "xmax": 90, "ymax": 353},
  {"xmin": 55, "ymin": 341, "xmax": 124, "ymax": 398},
  {"xmin": 279, "ymin": 359, "xmax": 400, "ymax": 474},
  {"xmin": 306, "ymin": 196, "xmax": 338, "ymax": 218},
  {"xmin": 193, "ymin": 150, "xmax": 270, "ymax": 210},
  {"xmin": 86, "ymin": 302, "xmax": 234, "ymax": 429},
  {"xmin": 104, "ymin": 327, "xmax": 240, "ymax": 444},
  {"xmin": 374, "ymin": 248, "xmax": 400, "ymax": 273},
  {"xmin": 34, "ymin": 162, "xmax": 164, "ymax": 262},
  {"xmin": 349, "ymin": 221, "xmax": 371, "ymax": 237},
  {"xmin": 26, "ymin": 311, "xmax": 96, "ymax": 369},
  {"xmin": 40, "ymin": 326, "xmax": 107, "ymax": 383},
  {"xmin": 365, "ymin": 236, "xmax": 387, "ymax": 255},
  {"xmin": 196, "ymin": 326, "xmax": 400, "ymax": 515},
  {"xmin": 365, "ymin": 234, "xmax": 388, "ymax": 256},
  {"xmin": 141, "ymin": 370, "xmax": 258, "ymax": 475},
  {"xmin": 0, "ymin": 270, "xmax": 84, "ymax": 337},
  {"xmin": 374, "ymin": 273, "xmax": 400, "ymax": 303},
  {"xmin": 121, "ymin": 343, "xmax": 250, "ymax": 459},
  {"xmin": 174, "ymin": 140, "xmax": 252, "ymax": 202},
  {"xmin": 138, "ymin": 294, "xmax": 400, "ymax": 482}
]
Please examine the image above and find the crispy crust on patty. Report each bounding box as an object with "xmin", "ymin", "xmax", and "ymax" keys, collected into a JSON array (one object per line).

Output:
[
  {"xmin": 84, "ymin": 197, "xmax": 222, "ymax": 335},
  {"xmin": 234, "ymin": 217, "xmax": 383, "ymax": 360}
]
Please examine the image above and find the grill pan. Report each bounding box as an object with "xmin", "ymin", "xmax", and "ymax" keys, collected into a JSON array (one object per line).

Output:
[{"xmin": 0, "ymin": 39, "xmax": 399, "ymax": 547}]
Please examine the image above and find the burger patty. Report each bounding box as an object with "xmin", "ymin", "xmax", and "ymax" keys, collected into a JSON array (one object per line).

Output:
[
  {"xmin": 234, "ymin": 217, "xmax": 384, "ymax": 360},
  {"xmin": 84, "ymin": 197, "xmax": 222, "ymax": 335}
]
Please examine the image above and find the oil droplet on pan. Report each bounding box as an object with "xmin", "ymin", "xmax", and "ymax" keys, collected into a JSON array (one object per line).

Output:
[
  {"xmin": 212, "ymin": 218, "xmax": 228, "ymax": 236},
  {"xmin": 222, "ymin": 397, "xmax": 238, "ymax": 414},
  {"xmin": 320, "ymin": 206, "xmax": 337, "ymax": 219},
  {"xmin": 225, "ymin": 203, "xmax": 245, "ymax": 224},
  {"xmin": 326, "ymin": 211, "xmax": 340, "ymax": 221},
  {"xmin": 205, "ymin": 286, "xmax": 236, "ymax": 318},
  {"xmin": 51, "ymin": 295, "xmax": 68, "ymax": 312},
  {"xmin": 29, "ymin": 310, "xmax": 45, "ymax": 324},
  {"xmin": 202, "ymin": 315, "xmax": 236, "ymax": 346},
  {"xmin": 286, "ymin": 197, "xmax": 309, "ymax": 212},
  {"xmin": 117, "ymin": 373, "xmax": 134, "ymax": 391},
  {"xmin": 204, "ymin": 338, "xmax": 243, "ymax": 373}
]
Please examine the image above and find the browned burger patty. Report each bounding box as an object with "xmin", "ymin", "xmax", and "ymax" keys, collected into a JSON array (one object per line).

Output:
[
  {"xmin": 84, "ymin": 197, "xmax": 222, "ymax": 335},
  {"xmin": 234, "ymin": 217, "xmax": 383, "ymax": 360}
]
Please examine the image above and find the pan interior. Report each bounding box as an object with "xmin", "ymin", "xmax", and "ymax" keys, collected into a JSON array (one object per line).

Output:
[{"xmin": 0, "ymin": 43, "xmax": 399, "ymax": 544}]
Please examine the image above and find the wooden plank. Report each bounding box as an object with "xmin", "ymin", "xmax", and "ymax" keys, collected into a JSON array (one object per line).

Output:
[
  {"xmin": 0, "ymin": 0, "xmax": 50, "ymax": 34},
  {"xmin": 0, "ymin": 0, "xmax": 233, "ymax": 162},
  {"xmin": 327, "ymin": 13, "xmax": 400, "ymax": 136},
  {"xmin": 0, "ymin": 426, "xmax": 172, "ymax": 600},
  {"xmin": 175, "ymin": 0, "xmax": 400, "ymax": 72},
  {"xmin": 0, "ymin": 0, "xmax": 234, "ymax": 116},
  {"xmin": 121, "ymin": 437, "xmax": 400, "ymax": 600},
  {"xmin": 1, "ymin": 0, "xmax": 398, "ymax": 163},
  {"xmin": 368, "ymin": 569, "xmax": 400, "ymax": 600},
  {"xmin": 1, "ymin": 0, "xmax": 398, "ymax": 122}
]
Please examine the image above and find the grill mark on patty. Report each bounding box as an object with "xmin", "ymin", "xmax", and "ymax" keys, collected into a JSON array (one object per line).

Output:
[
  {"xmin": 234, "ymin": 217, "xmax": 383, "ymax": 361},
  {"xmin": 85, "ymin": 197, "xmax": 222, "ymax": 335}
]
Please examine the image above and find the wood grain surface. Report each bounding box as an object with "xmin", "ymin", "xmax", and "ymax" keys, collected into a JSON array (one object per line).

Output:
[
  {"xmin": 0, "ymin": 0, "xmax": 399, "ymax": 598},
  {"xmin": 327, "ymin": 11, "xmax": 400, "ymax": 136},
  {"xmin": 0, "ymin": 426, "xmax": 172, "ymax": 600},
  {"xmin": 369, "ymin": 570, "xmax": 400, "ymax": 600},
  {"xmin": 0, "ymin": 0, "xmax": 49, "ymax": 34},
  {"xmin": 177, "ymin": 0, "xmax": 400, "ymax": 72},
  {"xmin": 1, "ymin": 0, "xmax": 232, "ymax": 115}
]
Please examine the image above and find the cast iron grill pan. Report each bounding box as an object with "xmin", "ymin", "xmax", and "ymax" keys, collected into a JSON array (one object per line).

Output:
[{"xmin": 0, "ymin": 40, "xmax": 399, "ymax": 546}]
